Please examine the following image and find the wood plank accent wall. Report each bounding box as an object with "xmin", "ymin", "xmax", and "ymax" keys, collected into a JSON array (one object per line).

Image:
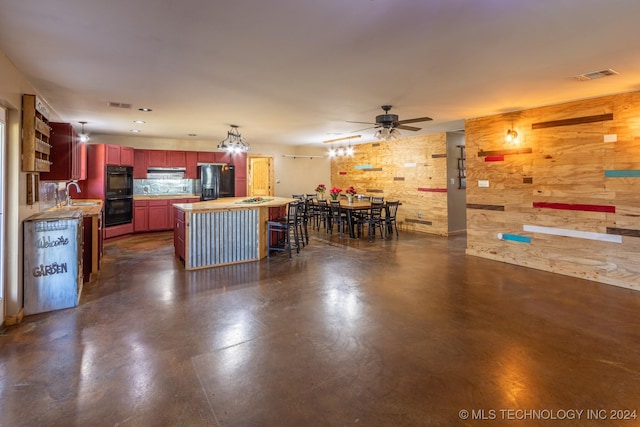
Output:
[
  {"xmin": 330, "ymin": 133, "xmax": 450, "ymax": 235},
  {"xmin": 465, "ymin": 91, "xmax": 640, "ymax": 291}
]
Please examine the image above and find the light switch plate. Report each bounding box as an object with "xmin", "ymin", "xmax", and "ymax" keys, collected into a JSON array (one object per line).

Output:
[
  {"xmin": 478, "ymin": 180, "xmax": 489, "ymax": 188},
  {"xmin": 604, "ymin": 134, "xmax": 617, "ymax": 143}
]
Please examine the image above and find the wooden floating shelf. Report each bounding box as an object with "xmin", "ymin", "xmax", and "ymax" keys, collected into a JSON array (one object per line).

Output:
[
  {"xmin": 477, "ymin": 147, "xmax": 533, "ymax": 157},
  {"xmin": 531, "ymin": 113, "xmax": 613, "ymax": 129},
  {"xmin": 418, "ymin": 188, "xmax": 447, "ymax": 193},
  {"xmin": 604, "ymin": 170, "xmax": 640, "ymax": 178},
  {"xmin": 466, "ymin": 204, "xmax": 505, "ymax": 211},
  {"xmin": 406, "ymin": 218, "xmax": 432, "ymax": 226},
  {"xmin": 532, "ymin": 201, "xmax": 615, "ymax": 214},
  {"xmin": 523, "ymin": 224, "xmax": 622, "ymax": 243},
  {"xmin": 606, "ymin": 227, "xmax": 640, "ymax": 238}
]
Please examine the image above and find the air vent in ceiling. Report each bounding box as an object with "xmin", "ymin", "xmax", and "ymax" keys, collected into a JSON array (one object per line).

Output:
[
  {"xmin": 574, "ymin": 68, "xmax": 619, "ymax": 81},
  {"xmin": 108, "ymin": 101, "xmax": 132, "ymax": 109}
]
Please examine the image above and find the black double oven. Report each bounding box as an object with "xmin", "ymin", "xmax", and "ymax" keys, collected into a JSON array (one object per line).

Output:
[{"xmin": 105, "ymin": 165, "xmax": 133, "ymax": 227}]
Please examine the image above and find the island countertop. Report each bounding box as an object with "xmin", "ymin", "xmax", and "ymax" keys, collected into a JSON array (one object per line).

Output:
[{"xmin": 174, "ymin": 196, "xmax": 297, "ymax": 212}]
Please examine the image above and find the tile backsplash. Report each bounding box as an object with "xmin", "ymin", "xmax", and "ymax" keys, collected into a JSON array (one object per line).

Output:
[{"xmin": 134, "ymin": 178, "xmax": 199, "ymax": 195}]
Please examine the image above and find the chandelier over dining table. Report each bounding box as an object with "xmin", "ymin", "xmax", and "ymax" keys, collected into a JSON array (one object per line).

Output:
[{"xmin": 217, "ymin": 124, "xmax": 250, "ymax": 153}]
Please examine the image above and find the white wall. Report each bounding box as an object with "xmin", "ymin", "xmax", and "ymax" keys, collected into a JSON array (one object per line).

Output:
[{"xmin": 0, "ymin": 50, "xmax": 65, "ymax": 325}]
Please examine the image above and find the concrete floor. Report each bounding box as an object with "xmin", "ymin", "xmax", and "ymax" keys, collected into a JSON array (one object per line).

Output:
[{"xmin": 2, "ymin": 229, "xmax": 640, "ymax": 426}]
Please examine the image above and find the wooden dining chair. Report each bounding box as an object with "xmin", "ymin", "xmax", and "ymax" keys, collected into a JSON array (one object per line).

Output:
[
  {"xmin": 356, "ymin": 202, "xmax": 385, "ymax": 241},
  {"xmin": 329, "ymin": 200, "xmax": 347, "ymax": 237},
  {"xmin": 384, "ymin": 200, "xmax": 400, "ymax": 238},
  {"xmin": 357, "ymin": 201, "xmax": 386, "ymax": 241}
]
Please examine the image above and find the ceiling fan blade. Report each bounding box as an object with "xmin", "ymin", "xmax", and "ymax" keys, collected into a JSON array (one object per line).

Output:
[
  {"xmin": 395, "ymin": 124, "xmax": 421, "ymax": 131},
  {"xmin": 396, "ymin": 116, "xmax": 433, "ymax": 125},
  {"xmin": 346, "ymin": 120, "xmax": 377, "ymax": 125},
  {"xmin": 349, "ymin": 125, "xmax": 379, "ymax": 133}
]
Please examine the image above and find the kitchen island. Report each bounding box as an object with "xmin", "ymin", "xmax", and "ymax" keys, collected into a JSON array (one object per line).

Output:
[{"xmin": 173, "ymin": 196, "xmax": 296, "ymax": 270}]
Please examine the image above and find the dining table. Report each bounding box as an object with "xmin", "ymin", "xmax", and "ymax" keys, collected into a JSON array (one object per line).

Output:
[{"xmin": 314, "ymin": 198, "xmax": 387, "ymax": 238}]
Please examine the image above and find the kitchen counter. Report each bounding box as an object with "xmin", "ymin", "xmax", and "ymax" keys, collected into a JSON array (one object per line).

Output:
[
  {"xmin": 174, "ymin": 197, "xmax": 296, "ymax": 269},
  {"xmin": 174, "ymin": 196, "xmax": 295, "ymax": 212},
  {"xmin": 48, "ymin": 199, "xmax": 103, "ymax": 217}
]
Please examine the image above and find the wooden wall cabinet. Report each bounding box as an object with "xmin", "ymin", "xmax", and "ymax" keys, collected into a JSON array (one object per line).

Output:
[
  {"xmin": 148, "ymin": 199, "xmax": 170, "ymax": 230},
  {"xmin": 133, "ymin": 149, "xmax": 147, "ymax": 179},
  {"xmin": 174, "ymin": 207, "xmax": 186, "ymax": 261},
  {"xmin": 197, "ymin": 151, "xmax": 217, "ymax": 163},
  {"xmin": 106, "ymin": 144, "xmax": 134, "ymax": 166},
  {"xmin": 134, "ymin": 200, "xmax": 149, "ymax": 232},
  {"xmin": 21, "ymin": 94, "xmax": 52, "ymax": 172},
  {"xmin": 40, "ymin": 122, "xmax": 87, "ymax": 181},
  {"xmin": 185, "ymin": 151, "xmax": 198, "ymax": 178},
  {"xmin": 147, "ymin": 150, "xmax": 169, "ymax": 167}
]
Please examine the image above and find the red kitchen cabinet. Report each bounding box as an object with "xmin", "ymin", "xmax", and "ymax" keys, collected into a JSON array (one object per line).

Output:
[
  {"xmin": 40, "ymin": 122, "xmax": 87, "ymax": 181},
  {"xmin": 106, "ymin": 145, "xmax": 120, "ymax": 165},
  {"xmin": 168, "ymin": 151, "xmax": 186, "ymax": 168},
  {"xmin": 185, "ymin": 151, "xmax": 198, "ymax": 178},
  {"xmin": 134, "ymin": 200, "xmax": 148, "ymax": 232},
  {"xmin": 148, "ymin": 199, "xmax": 169, "ymax": 230},
  {"xmin": 133, "ymin": 149, "xmax": 147, "ymax": 179},
  {"xmin": 235, "ymin": 178, "xmax": 247, "ymax": 197},
  {"xmin": 106, "ymin": 144, "xmax": 134, "ymax": 166},
  {"xmin": 120, "ymin": 146, "xmax": 134, "ymax": 166},
  {"xmin": 174, "ymin": 207, "xmax": 186, "ymax": 261},
  {"xmin": 232, "ymin": 153, "xmax": 247, "ymax": 179},
  {"xmin": 147, "ymin": 150, "xmax": 169, "ymax": 167},
  {"xmin": 197, "ymin": 151, "xmax": 217, "ymax": 163}
]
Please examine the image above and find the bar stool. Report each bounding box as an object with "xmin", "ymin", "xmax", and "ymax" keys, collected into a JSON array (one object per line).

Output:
[{"xmin": 267, "ymin": 202, "xmax": 301, "ymax": 258}]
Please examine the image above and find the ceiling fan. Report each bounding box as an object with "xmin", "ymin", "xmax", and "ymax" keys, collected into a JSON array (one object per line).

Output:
[{"xmin": 347, "ymin": 105, "xmax": 433, "ymax": 140}]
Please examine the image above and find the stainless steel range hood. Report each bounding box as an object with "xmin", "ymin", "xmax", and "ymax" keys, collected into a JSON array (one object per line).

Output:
[{"xmin": 146, "ymin": 167, "xmax": 186, "ymax": 179}]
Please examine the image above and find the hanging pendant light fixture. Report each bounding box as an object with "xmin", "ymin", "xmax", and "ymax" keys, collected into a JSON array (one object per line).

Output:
[
  {"xmin": 217, "ymin": 125, "xmax": 250, "ymax": 153},
  {"xmin": 78, "ymin": 121, "xmax": 90, "ymax": 143}
]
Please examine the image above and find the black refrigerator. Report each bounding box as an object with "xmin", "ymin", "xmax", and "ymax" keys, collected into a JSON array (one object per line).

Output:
[{"xmin": 199, "ymin": 164, "xmax": 235, "ymax": 200}]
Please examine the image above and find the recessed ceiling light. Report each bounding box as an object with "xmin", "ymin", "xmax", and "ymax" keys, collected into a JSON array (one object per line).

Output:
[
  {"xmin": 130, "ymin": 129, "xmax": 141, "ymax": 133},
  {"xmin": 138, "ymin": 107, "xmax": 152, "ymax": 112},
  {"xmin": 133, "ymin": 120, "xmax": 145, "ymax": 124}
]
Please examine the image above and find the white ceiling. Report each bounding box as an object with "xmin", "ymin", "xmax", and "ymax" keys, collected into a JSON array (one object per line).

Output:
[{"xmin": 1, "ymin": 0, "xmax": 639, "ymax": 147}]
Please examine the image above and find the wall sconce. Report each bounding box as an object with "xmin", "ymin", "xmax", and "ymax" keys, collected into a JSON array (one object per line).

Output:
[{"xmin": 505, "ymin": 128, "xmax": 518, "ymax": 143}]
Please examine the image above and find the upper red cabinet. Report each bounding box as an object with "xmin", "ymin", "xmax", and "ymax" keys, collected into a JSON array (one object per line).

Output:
[
  {"xmin": 168, "ymin": 151, "xmax": 186, "ymax": 168},
  {"xmin": 197, "ymin": 151, "xmax": 217, "ymax": 163},
  {"xmin": 147, "ymin": 150, "xmax": 169, "ymax": 167},
  {"xmin": 106, "ymin": 144, "xmax": 134, "ymax": 166},
  {"xmin": 40, "ymin": 122, "xmax": 87, "ymax": 181},
  {"xmin": 120, "ymin": 147, "xmax": 134, "ymax": 166},
  {"xmin": 185, "ymin": 151, "xmax": 198, "ymax": 179},
  {"xmin": 133, "ymin": 149, "xmax": 147, "ymax": 179}
]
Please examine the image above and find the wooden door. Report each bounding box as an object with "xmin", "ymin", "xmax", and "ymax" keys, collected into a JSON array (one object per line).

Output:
[{"xmin": 249, "ymin": 156, "xmax": 273, "ymax": 197}]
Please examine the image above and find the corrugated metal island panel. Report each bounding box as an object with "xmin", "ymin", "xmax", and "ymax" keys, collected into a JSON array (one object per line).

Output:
[{"xmin": 186, "ymin": 208, "xmax": 259, "ymax": 269}]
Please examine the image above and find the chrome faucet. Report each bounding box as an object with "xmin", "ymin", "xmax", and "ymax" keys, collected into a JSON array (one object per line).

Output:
[{"xmin": 66, "ymin": 181, "xmax": 81, "ymax": 206}]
